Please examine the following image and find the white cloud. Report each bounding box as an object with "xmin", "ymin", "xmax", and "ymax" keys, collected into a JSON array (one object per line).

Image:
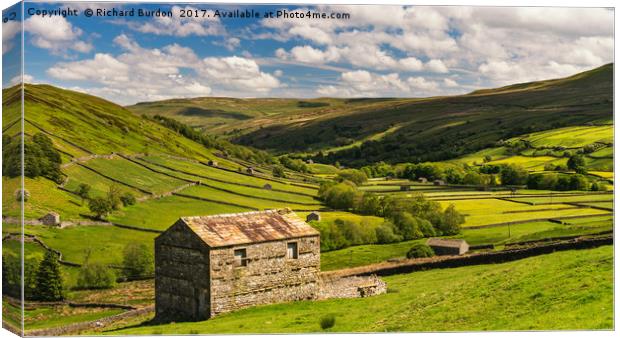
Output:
[
  {"xmin": 200, "ymin": 56, "xmax": 280, "ymax": 93},
  {"xmin": 9, "ymin": 74, "xmax": 34, "ymax": 86},
  {"xmin": 318, "ymin": 70, "xmax": 443, "ymax": 97},
  {"xmin": 47, "ymin": 35, "xmax": 279, "ymax": 103},
  {"xmin": 260, "ymin": 5, "xmax": 612, "ymax": 89},
  {"xmin": 2, "ymin": 21, "xmax": 20, "ymax": 55},
  {"xmin": 443, "ymin": 78, "xmax": 458, "ymax": 88},
  {"xmin": 121, "ymin": 5, "xmax": 224, "ymax": 37},
  {"xmin": 24, "ymin": 15, "xmax": 92, "ymax": 54}
]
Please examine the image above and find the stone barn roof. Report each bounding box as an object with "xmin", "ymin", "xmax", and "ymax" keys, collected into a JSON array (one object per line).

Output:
[
  {"xmin": 179, "ymin": 209, "xmax": 319, "ymax": 248},
  {"xmin": 426, "ymin": 238, "xmax": 468, "ymax": 248}
]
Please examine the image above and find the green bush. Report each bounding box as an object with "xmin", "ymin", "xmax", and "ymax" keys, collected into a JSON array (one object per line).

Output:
[
  {"xmin": 123, "ymin": 243, "xmax": 154, "ymax": 278},
  {"xmin": 120, "ymin": 192, "xmax": 136, "ymax": 206},
  {"xmin": 34, "ymin": 251, "xmax": 64, "ymax": 301},
  {"xmin": 407, "ymin": 243, "xmax": 435, "ymax": 259},
  {"xmin": 77, "ymin": 263, "xmax": 116, "ymax": 289},
  {"xmin": 319, "ymin": 314, "xmax": 336, "ymax": 330}
]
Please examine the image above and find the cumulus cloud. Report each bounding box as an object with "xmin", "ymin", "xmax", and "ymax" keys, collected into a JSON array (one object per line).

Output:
[
  {"xmin": 24, "ymin": 15, "xmax": 92, "ymax": 54},
  {"xmin": 119, "ymin": 5, "xmax": 224, "ymax": 37},
  {"xmin": 317, "ymin": 70, "xmax": 447, "ymax": 97},
  {"xmin": 9, "ymin": 74, "xmax": 35, "ymax": 86},
  {"xmin": 261, "ymin": 5, "xmax": 612, "ymax": 88},
  {"xmin": 2, "ymin": 21, "xmax": 20, "ymax": 55},
  {"xmin": 47, "ymin": 35, "xmax": 279, "ymax": 104}
]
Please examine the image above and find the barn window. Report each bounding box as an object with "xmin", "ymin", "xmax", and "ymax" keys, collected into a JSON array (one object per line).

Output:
[
  {"xmin": 287, "ymin": 242, "xmax": 298, "ymax": 259},
  {"xmin": 234, "ymin": 249, "xmax": 247, "ymax": 267}
]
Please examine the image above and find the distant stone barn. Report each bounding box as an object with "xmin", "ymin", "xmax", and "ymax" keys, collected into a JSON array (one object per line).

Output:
[
  {"xmin": 155, "ymin": 209, "xmax": 321, "ymax": 321},
  {"xmin": 40, "ymin": 212, "xmax": 60, "ymax": 226},
  {"xmin": 306, "ymin": 211, "xmax": 321, "ymax": 222},
  {"xmin": 426, "ymin": 238, "xmax": 469, "ymax": 256}
]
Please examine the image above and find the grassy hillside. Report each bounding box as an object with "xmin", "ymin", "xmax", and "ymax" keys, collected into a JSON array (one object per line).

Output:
[
  {"xmin": 133, "ymin": 64, "xmax": 611, "ymax": 167},
  {"xmin": 107, "ymin": 246, "xmax": 612, "ymax": 333}
]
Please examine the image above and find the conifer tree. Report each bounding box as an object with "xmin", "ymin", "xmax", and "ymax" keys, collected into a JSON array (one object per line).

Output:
[{"xmin": 34, "ymin": 251, "xmax": 64, "ymax": 301}]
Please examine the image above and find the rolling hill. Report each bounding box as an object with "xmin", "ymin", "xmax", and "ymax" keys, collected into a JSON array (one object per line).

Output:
[{"xmin": 128, "ymin": 64, "xmax": 613, "ymax": 167}]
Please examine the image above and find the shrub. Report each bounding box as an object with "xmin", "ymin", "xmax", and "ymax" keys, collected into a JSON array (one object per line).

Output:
[
  {"xmin": 77, "ymin": 263, "xmax": 116, "ymax": 289},
  {"xmin": 319, "ymin": 314, "xmax": 336, "ymax": 330},
  {"xmin": 272, "ymin": 165, "xmax": 286, "ymax": 178},
  {"xmin": 407, "ymin": 243, "xmax": 435, "ymax": 259},
  {"xmin": 120, "ymin": 192, "xmax": 136, "ymax": 206},
  {"xmin": 89, "ymin": 197, "xmax": 113, "ymax": 219},
  {"xmin": 123, "ymin": 243, "xmax": 154, "ymax": 278},
  {"xmin": 335, "ymin": 169, "xmax": 368, "ymax": 186},
  {"xmin": 375, "ymin": 222, "xmax": 402, "ymax": 244},
  {"xmin": 14, "ymin": 189, "xmax": 30, "ymax": 202},
  {"xmin": 76, "ymin": 184, "xmax": 91, "ymax": 205}
]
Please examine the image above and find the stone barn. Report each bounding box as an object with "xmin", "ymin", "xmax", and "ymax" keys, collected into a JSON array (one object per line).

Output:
[
  {"xmin": 40, "ymin": 212, "xmax": 60, "ymax": 226},
  {"xmin": 155, "ymin": 209, "xmax": 320, "ymax": 322},
  {"xmin": 207, "ymin": 160, "xmax": 218, "ymax": 167},
  {"xmin": 426, "ymin": 238, "xmax": 469, "ymax": 256},
  {"xmin": 433, "ymin": 179, "xmax": 445, "ymax": 186},
  {"xmin": 245, "ymin": 167, "xmax": 255, "ymax": 175},
  {"xmin": 306, "ymin": 211, "xmax": 321, "ymax": 222},
  {"xmin": 418, "ymin": 177, "xmax": 428, "ymax": 183}
]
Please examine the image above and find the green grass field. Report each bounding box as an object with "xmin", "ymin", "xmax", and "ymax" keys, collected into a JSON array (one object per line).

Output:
[
  {"xmin": 180, "ymin": 185, "xmax": 318, "ymax": 211},
  {"xmin": 84, "ymin": 157, "xmax": 187, "ymax": 194},
  {"xmin": 513, "ymin": 125, "xmax": 612, "ymax": 148},
  {"xmin": 108, "ymin": 194, "xmax": 251, "ymax": 231},
  {"xmin": 63, "ymin": 164, "xmax": 146, "ymax": 199},
  {"xmin": 3, "ymin": 177, "xmax": 90, "ymax": 220},
  {"xmin": 140, "ymin": 156, "xmax": 318, "ymax": 196},
  {"xmin": 437, "ymin": 198, "xmax": 609, "ymax": 227},
  {"xmin": 510, "ymin": 194, "xmax": 613, "ymax": 205},
  {"xmin": 108, "ymin": 246, "xmax": 613, "ymax": 333}
]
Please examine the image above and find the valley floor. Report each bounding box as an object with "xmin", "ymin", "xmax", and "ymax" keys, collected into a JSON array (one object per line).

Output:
[{"xmin": 99, "ymin": 246, "xmax": 612, "ymax": 334}]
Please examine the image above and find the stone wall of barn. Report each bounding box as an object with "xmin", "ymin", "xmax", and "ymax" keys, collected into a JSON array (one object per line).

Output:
[
  {"xmin": 154, "ymin": 221, "xmax": 212, "ymax": 321},
  {"xmin": 209, "ymin": 235, "xmax": 320, "ymax": 316}
]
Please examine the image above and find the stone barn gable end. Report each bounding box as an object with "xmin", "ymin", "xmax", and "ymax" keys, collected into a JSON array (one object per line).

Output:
[{"xmin": 155, "ymin": 209, "xmax": 321, "ymax": 322}]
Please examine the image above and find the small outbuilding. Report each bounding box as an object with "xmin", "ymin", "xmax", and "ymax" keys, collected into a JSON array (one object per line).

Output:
[
  {"xmin": 306, "ymin": 211, "xmax": 321, "ymax": 222},
  {"xmin": 207, "ymin": 160, "xmax": 218, "ymax": 167},
  {"xmin": 306, "ymin": 159, "xmax": 314, "ymax": 164},
  {"xmin": 155, "ymin": 209, "xmax": 320, "ymax": 322},
  {"xmin": 433, "ymin": 179, "xmax": 445, "ymax": 186},
  {"xmin": 40, "ymin": 212, "xmax": 60, "ymax": 226},
  {"xmin": 426, "ymin": 238, "xmax": 469, "ymax": 256},
  {"xmin": 245, "ymin": 167, "xmax": 255, "ymax": 175},
  {"xmin": 418, "ymin": 177, "xmax": 428, "ymax": 183},
  {"xmin": 263, "ymin": 183, "xmax": 272, "ymax": 190}
]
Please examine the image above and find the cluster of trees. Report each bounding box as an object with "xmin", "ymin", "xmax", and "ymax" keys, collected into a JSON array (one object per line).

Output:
[
  {"xmin": 149, "ymin": 114, "xmax": 273, "ymax": 164},
  {"xmin": 76, "ymin": 243, "xmax": 153, "ymax": 289},
  {"xmin": 83, "ymin": 184, "xmax": 136, "ymax": 219},
  {"xmin": 527, "ymin": 173, "xmax": 603, "ymax": 191},
  {"xmin": 316, "ymin": 179, "xmax": 465, "ymax": 251},
  {"xmin": 278, "ymin": 156, "xmax": 310, "ymax": 173},
  {"xmin": 3, "ymin": 251, "xmax": 64, "ymax": 301},
  {"xmin": 3, "ymin": 133, "xmax": 63, "ymax": 183},
  {"xmin": 3, "ymin": 242, "xmax": 155, "ymax": 299}
]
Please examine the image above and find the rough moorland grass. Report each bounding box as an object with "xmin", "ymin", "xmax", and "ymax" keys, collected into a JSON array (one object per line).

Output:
[
  {"xmin": 108, "ymin": 195, "xmax": 250, "ymax": 231},
  {"xmin": 84, "ymin": 157, "xmax": 187, "ymax": 194},
  {"xmin": 109, "ymin": 246, "xmax": 613, "ymax": 334}
]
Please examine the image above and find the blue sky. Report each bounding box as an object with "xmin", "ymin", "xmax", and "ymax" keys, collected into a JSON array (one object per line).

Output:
[{"xmin": 2, "ymin": 2, "xmax": 614, "ymax": 105}]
